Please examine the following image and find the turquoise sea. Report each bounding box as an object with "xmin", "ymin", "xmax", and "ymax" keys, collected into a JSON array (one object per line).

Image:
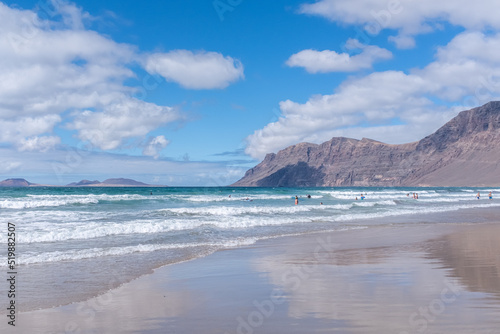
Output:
[{"xmin": 0, "ymin": 186, "xmax": 499, "ymax": 312}]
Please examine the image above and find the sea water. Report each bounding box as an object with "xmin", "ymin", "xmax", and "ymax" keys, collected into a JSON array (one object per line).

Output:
[{"xmin": 0, "ymin": 186, "xmax": 498, "ymax": 311}]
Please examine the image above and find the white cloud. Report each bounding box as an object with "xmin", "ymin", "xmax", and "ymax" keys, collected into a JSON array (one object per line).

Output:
[
  {"xmin": 70, "ymin": 97, "xmax": 179, "ymax": 150},
  {"xmin": 388, "ymin": 34, "xmax": 415, "ymax": 49},
  {"xmin": 286, "ymin": 39, "xmax": 392, "ymax": 73},
  {"xmin": 299, "ymin": 0, "xmax": 500, "ymax": 48},
  {"xmin": 0, "ymin": 1, "xmax": 242, "ymax": 154},
  {"xmin": 0, "ymin": 114, "xmax": 62, "ymax": 151},
  {"xmin": 143, "ymin": 136, "xmax": 170, "ymax": 159},
  {"xmin": 245, "ymin": 31, "xmax": 500, "ymax": 159},
  {"xmin": 18, "ymin": 136, "xmax": 61, "ymax": 152},
  {"xmin": 144, "ymin": 50, "xmax": 244, "ymax": 89}
]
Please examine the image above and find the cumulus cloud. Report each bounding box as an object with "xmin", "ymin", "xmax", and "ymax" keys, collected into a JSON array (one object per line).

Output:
[
  {"xmin": 0, "ymin": 114, "xmax": 62, "ymax": 151},
  {"xmin": 69, "ymin": 97, "xmax": 179, "ymax": 150},
  {"xmin": 286, "ymin": 39, "xmax": 392, "ymax": 73},
  {"xmin": 143, "ymin": 135, "xmax": 170, "ymax": 159},
  {"xmin": 18, "ymin": 136, "xmax": 61, "ymax": 152},
  {"xmin": 299, "ymin": 0, "xmax": 500, "ymax": 48},
  {"xmin": 245, "ymin": 31, "xmax": 500, "ymax": 159},
  {"xmin": 387, "ymin": 34, "xmax": 415, "ymax": 49},
  {"xmin": 144, "ymin": 50, "xmax": 244, "ymax": 89},
  {"xmin": 0, "ymin": 1, "xmax": 242, "ymax": 154}
]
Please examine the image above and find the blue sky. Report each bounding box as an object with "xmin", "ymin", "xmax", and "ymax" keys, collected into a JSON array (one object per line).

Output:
[{"xmin": 1, "ymin": 0, "xmax": 500, "ymax": 185}]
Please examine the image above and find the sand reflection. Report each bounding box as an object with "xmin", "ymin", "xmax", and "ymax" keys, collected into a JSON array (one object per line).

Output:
[
  {"xmin": 253, "ymin": 225, "xmax": 500, "ymax": 333},
  {"xmin": 426, "ymin": 224, "xmax": 500, "ymax": 297}
]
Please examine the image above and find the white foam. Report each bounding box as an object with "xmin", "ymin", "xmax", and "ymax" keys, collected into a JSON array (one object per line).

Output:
[
  {"xmin": 159, "ymin": 204, "xmax": 328, "ymax": 216},
  {"xmin": 334, "ymin": 201, "xmax": 500, "ymax": 222},
  {"xmin": 352, "ymin": 200, "xmax": 397, "ymax": 207},
  {"xmin": 179, "ymin": 193, "xmax": 297, "ymax": 202},
  {"xmin": 19, "ymin": 219, "xmax": 203, "ymax": 243},
  {"xmin": 0, "ymin": 193, "xmax": 164, "ymax": 209},
  {"xmin": 0, "ymin": 238, "xmax": 259, "ymax": 266},
  {"xmin": 0, "ymin": 197, "xmax": 99, "ymax": 209}
]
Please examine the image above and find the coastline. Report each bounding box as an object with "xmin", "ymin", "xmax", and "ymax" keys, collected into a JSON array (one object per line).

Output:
[{"xmin": 4, "ymin": 207, "xmax": 500, "ymax": 333}]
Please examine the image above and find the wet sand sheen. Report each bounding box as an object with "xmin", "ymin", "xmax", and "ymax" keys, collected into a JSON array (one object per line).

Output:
[{"xmin": 4, "ymin": 221, "xmax": 500, "ymax": 333}]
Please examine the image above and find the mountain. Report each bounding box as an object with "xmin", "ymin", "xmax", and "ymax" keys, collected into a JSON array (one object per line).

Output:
[
  {"xmin": 0, "ymin": 178, "xmax": 164, "ymax": 187},
  {"xmin": 100, "ymin": 178, "xmax": 149, "ymax": 186},
  {"xmin": 0, "ymin": 178, "xmax": 35, "ymax": 187},
  {"xmin": 66, "ymin": 180, "xmax": 101, "ymax": 186},
  {"xmin": 233, "ymin": 101, "xmax": 500, "ymax": 187},
  {"xmin": 66, "ymin": 178, "xmax": 152, "ymax": 187}
]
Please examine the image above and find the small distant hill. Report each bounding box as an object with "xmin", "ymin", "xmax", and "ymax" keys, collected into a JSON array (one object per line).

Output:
[
  {"xmin": 66, "ymin": 178, "xmax": 156, "ymax": 187},
  {"xmin": 66, "ymin": 180, "xmax": 101, "ymax": 186},
  {"xmin": 100, "ymin": 178, "xmax": 149, "ymax": 186},
  {"xmin": 0, "ymin": 178, "xmax": 165, "ymax": 187},
  {"xmin": 0, "ymin": 178, "xmax": 35, "ymax": 187}
]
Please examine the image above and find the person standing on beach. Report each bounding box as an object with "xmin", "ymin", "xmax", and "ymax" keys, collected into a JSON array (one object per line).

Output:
[{"xmin": 295, "ymin": 196, "xmax": 299, "ymax": 205}]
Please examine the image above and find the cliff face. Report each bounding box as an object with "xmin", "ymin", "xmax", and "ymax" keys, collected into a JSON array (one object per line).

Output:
[{"xmin": 233, "ymin": 101, "xmax": 500, "ymax": 187}]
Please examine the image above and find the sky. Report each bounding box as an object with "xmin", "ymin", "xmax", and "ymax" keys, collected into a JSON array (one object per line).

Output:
[{"xmin": 1, "ymin": 0, "xmax": 500, "ymax": 186}]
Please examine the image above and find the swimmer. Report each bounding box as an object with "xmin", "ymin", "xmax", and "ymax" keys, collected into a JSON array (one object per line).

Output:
[
  {"xmin": 295, "ymin": 196, "xmax": 299, "ymax": 205},
  {"xmin": 489, "ymin": 191, "xmax": 493, "ymax": 200},
  {"xmin": 477, "ymin": 192, "xmax": 480, "ymax": 200}
]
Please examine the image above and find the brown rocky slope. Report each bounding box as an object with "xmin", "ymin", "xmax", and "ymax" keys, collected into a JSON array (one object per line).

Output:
[{"xmin": 233, "ymin": 101, "xmax": 500, "ymax": 187}]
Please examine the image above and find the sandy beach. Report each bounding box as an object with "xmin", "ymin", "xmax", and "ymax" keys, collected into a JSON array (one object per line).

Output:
[{"xmin": 3, "ymin": 208, "xmax": 500, "ymax": 334}]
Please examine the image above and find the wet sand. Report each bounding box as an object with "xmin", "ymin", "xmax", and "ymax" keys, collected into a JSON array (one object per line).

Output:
[{"xmin": 3, "ymin": 216, "xmax": 500, "ymax": 333}]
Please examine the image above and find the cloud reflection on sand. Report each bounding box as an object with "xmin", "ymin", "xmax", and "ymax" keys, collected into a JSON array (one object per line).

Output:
[{"xmin": 252, "ymin": 225, "xmax": 500, "ymax": 333}]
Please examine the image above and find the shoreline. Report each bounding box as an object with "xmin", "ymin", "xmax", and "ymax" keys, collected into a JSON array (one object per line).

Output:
[{"xmin": 4, "ymin": 208, "xmax": 500, "ymax": 333}]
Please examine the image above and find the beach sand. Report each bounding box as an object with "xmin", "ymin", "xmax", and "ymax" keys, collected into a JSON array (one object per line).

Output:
[{"xmin": 4, "ymin": 212, "xmax": 500, "ymax": 333}]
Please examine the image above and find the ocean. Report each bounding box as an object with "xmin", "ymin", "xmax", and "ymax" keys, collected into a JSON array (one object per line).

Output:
[{"xmin": 1, "ymin": 186, "xmax": 499, "ymax": 312}]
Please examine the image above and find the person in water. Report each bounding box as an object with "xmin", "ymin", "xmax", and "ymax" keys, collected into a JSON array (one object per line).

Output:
[
  {"xmin": 489, "ymin": 191, "xmax": 493, "ymax": 200},
  {"xmin": 477, "ymin": 192, "xmax": 480, "ymax": 200},
  {"xmin": 295, "ymin": 196, "xmax": 299, "ymax": 205}
]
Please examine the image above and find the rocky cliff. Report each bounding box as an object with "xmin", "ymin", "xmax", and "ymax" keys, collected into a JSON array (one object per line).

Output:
[{"xmin": 233, "ymin": 101, "xmax": 500, "ymax": 187}]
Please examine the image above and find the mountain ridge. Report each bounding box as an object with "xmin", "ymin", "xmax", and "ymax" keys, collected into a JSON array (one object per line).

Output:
[
  {"xmin": 0, "ymin": 178, "xmax": 166, "ymax": 187},
  {"xmin": 233, "ymin": 101, "xmax": 500, "ymax": 187}
]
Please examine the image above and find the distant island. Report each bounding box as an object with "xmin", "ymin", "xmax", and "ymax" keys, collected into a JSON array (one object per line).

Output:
[
  {"xmin": 233, "ymin": 101, "xmax": 500, "ymax": 187},
  {"xmin": 66, "ymin": 178, "xmax": 155, "ymax": 187},
  {"xmin": 0, "ymin": 178, "xmax": 35, "ymax": 187},
  {"xmin": 0, "ymin": 178, "xmax": 166, "ymax": 187}
]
